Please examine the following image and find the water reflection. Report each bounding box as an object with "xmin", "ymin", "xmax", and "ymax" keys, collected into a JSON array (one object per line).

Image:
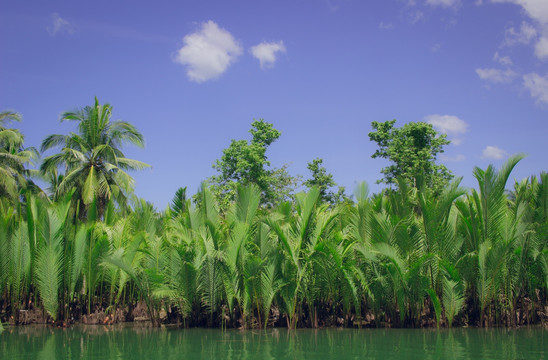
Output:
[{"xmin": 0, "ymin": 325, "xmax": 545, "ymax": 360}]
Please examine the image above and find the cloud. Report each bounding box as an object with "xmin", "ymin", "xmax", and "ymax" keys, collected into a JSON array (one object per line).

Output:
[
  {"xmin": 492, "ymin": 1, "xmax": 548, "ymax": 60},
  {"xmin": 504, "ymin": 21, "xmax": 537, "ymax": 45},
  {"xmin": 408, "ymin": 10, "xmax": 425, "ymax": 24},
  {"xmin": 440, "ymin": 154, "xmax": 466, "ymax": 162},
  {"xmin": 426, "ymin": 114, "xmax": 468, "ymax": 146},
  {"xmin": 493, "ymin": 52, "xmax": 513, "ymax": 65},
  {"xmin": 250, "ymin": 41, "xmax": 286, "ymax": 69},
  {"xmin": 174, "ymin": 21, "xmax": 243, "ymax": 83},
  {"xmin": 426, "ymin": 0, "xmax": 461, "ymax": 7},
  {"xmin": 523, "ymin": 72, "xmax": 548, "ymax": 104},
  {"xmin": 535, "ymin": 36, "xmax": 548, "ymax": 59},
  {"xmin": 475, "ymin": 68, "xmax": 518, "ymax": 83},
  {"xmin": 379, "ymin": 21, "xmax": 394, "ymax": 30},
  {"xmin": 325, "ymin": 0, "xmax": 340, "ymax": 12},
  {"xmin": 482, "ymin": 146, "xmax": 506, "ymax": 160},
  {"xmin": 491, "ymin": 0, "xmax": 548, "ymax": 24},
  {"xmin": 47, "ymin": 13, "xmax": 75, "ymax": 36},
  {"xmin": 425, "ymin": 114, "xmax": 469, "ymax": 135}
]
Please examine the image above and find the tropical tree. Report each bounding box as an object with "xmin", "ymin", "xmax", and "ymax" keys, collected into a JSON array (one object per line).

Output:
[
  {"xmin": 304, "ymin": 158, "xmax": 347, "ymax": 205},
  {"xmin": 456, "ymin": 154, "xmax": 529, "ymax": 326},
  {"xmin": 31, "ymin": 192, "xmax": 74, "ymax": 322},
  {"xmin": 368, "ymin": 120, "xmax": 452, "ymax": 193},
  {"xmin": 265, "ymin": 187, "xmax": 342, "ymax": 328},
  {"xmin": 0, "ymin": 111, "xmax": 38, "ymax": 202},
  {"xmin": 415, "ymin": 178, "xmax": 466, "ymax": 327},
  {"xmin": 207, "ymin": 119, "xmax": 299, "ymax": 210},
  {"xmin": 40, "ymin": 97, "xmax": 150, "ymax": 219}
]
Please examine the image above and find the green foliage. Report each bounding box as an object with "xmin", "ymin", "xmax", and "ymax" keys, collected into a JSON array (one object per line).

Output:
[
  {"xmin": 170, "ymin": 187, "xmax": 188, "ymax": 218},
  {"xmin": 304, "ymin": 158, "xmax": 348, "ymax": 205},
  {"xmin": 368, "ymin": 120, "xmax": 452, "ymax": 193},
  {"xmin": 0, "ymin": 109, "xmax": 546, "ymax": 329},
  {"xmin": 0, "ymin": 110, "xmax": 39, "ymax": 203},
  {"xmin": 33, "ymin": 194, "xmax": 72, "ymax": 321},
  {"xmin": 208, "ymin": 119, "xmax": 299, "ymax": 211},
  {"xmin": 40, "ymin": 97, "xmax": 150, "ymax": 220}
]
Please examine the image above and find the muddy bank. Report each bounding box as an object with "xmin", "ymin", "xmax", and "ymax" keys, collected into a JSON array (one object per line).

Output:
[{"xmin": 3, "ymin": 300, "xmax": 547, "ymax": 329}]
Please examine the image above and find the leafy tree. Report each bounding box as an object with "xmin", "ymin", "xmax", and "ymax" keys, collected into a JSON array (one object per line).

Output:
[
  {"xmin": 368, "ymin": 120, "xmax": 452, "ymax": 192},
  {"xmin": 40, "ymin": 97, "xmax": 150, "ymax": 219},
  {"xmin": 304, "ymin": 158, "xmax": 348, "ymax": 204},
  {"xmin": 208, "ymin": 119, "xmax": 299, "ymax": 210},
  {"xmin": 304, "ymin": 158, "xmax": 335, "ymax": 201}
]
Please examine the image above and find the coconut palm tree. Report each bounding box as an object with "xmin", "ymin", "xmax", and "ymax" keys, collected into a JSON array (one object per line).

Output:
[
  {"xmin": 0, "ymin": 111, "xmax": 38, "ymax": 203},
  {"xmin": 40, "ymin": 98, "xmax": 149, "ymax": 220}
]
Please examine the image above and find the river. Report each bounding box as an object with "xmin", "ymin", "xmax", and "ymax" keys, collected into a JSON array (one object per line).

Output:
[{"xmin": 1, "ymin": 325, "xmax": 545, "ymax": 359}]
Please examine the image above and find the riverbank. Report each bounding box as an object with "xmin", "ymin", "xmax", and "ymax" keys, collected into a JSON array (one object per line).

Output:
[{"xmin": 3, "ymin": 300, "xmax": 547, "ymax": 329}]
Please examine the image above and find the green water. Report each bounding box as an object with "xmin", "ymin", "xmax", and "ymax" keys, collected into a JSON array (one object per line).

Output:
[{"xmin": 0, "ymin": 325, "xmax": 545, "ymax": 359}]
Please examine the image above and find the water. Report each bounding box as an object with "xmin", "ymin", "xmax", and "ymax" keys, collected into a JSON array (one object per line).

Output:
[{"xmin": 0, "ymin": 325, "xmax": 545, "ymax": 359}]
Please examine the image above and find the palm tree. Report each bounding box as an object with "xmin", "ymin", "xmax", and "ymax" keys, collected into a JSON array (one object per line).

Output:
[
  {"xmin": 457, "ymin": 154, "xmax": 527, "ymax": 326},
  {"xmin": 0, "ymin": 111, "xmax": 38, "ymax": 203},
  {"xmin": 415, "ymin": 178, "xmax": 466, "ymax": 326},
  {"xmin": 32, "ymin": 192, "xmax": 73, "ymax": 322},
  {"xmin": 40, "ymin": 98, "xmax": 150, "ymax": 219},
  {"xmin": 266, "ymin": 187, "xmax": 338, "ymax": 328}
]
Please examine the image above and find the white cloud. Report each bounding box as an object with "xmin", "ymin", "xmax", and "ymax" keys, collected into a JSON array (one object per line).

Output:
[
  {"xmin": 379, "ymin": 21, "xmax": 394, "ymax": 30},
  {"xmin": 535, "ymin": 36, "xmax": 548, "ymax": 59},
  {"xmin": 409, "ymin": 11, "xmax": 425, "ymax": 24},
  {"xmin": 426, "ymin": 115, "xmax": 468, "ymax": 147},
  {"xmin": 174, "ymin": 21, "xmax": 243, "ymax": 83},
  {"xmin": 426, "ymin": 0, "xmax": 461, "ymax": 7},
  {"xmin": 47, "ymin": 13, "xmax": 75, "ymax": 36},
  {"xmin": 482, "ymin": 146, "xmax": 507, "ymax": 160},
  {"xmin": 491, "ymin": 0, "xmax": 548, "ymax": 24},
  {"xmin": 493, "ymin": 51, "xmax": 513, "ymax": 65},
  {"xmin": 504, "ymin": 21, "xmax": 537, "ymax": 45},
  {"xmin": 440, "ymin": 154, "xmax": 466, "ymax": 162},
  {"xmin": 250, "ymin": 41, "xmax": 286, "ymax": 69},
  {"xmin": 492, "ymin": 1, "xmax": 548, "ymax": 60},
  {"xmin": 475, "ymin": 68, "xmax": 518, "ymax": 83},
  {"xmin": 425, "ymin": 114, "xmax": 469, "ymax": 136},
  {"xmin": 523, "ymin": 72, "xmax": 548, "ymax": 104}
]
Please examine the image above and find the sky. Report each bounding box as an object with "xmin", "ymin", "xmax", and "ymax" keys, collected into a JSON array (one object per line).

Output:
[{"xmin": 1, "ymin": 0, "xmax": 547, "ymax": 209}]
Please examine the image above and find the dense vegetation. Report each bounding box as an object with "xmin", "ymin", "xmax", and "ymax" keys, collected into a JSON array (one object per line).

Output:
[{"xmin": 0, "ymin": 101, "xmax": 546, "ymax": 330}]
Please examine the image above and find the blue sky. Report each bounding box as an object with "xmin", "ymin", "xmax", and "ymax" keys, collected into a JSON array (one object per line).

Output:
[{"xmin": 1, "ymin": 0, "xmax": 547, "ymax": 209}]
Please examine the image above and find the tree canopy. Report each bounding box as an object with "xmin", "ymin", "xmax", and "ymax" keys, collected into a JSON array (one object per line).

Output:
[
  {"xmin": 1, "ymin": 102, "xmax": 547, "ymax": 331},
  {"xmin": 0, "ymin": 111, "xmax": 38, "ymax": 203},
  {"xmin": 208, "ymin": 119, "xmax": 299, "ymax": 209},
  {"xmin": 304, "ymin": 158, "xmax": 347, "ymax": 205},
  {"xmin": 368, "ymin": 119, "xmax": 452, "ymax": 192},
  {"xmin": 40, "ymin": 97, "xmax": 150, "ymax": 219}
]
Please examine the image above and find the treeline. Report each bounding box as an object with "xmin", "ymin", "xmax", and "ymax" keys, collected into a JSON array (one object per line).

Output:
[
  {"xmin": 0, "ymin": 101, "xmax": 546, "ymax": 329},
  {"xmin": 2, "ymin": 158, "xmax": 547, "ymax": 329}
]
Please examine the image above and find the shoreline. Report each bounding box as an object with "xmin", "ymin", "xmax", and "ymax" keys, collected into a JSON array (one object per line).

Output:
[{"xmin": 3, "ymin": 302, "xmax": 547, "ymax": 330}]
